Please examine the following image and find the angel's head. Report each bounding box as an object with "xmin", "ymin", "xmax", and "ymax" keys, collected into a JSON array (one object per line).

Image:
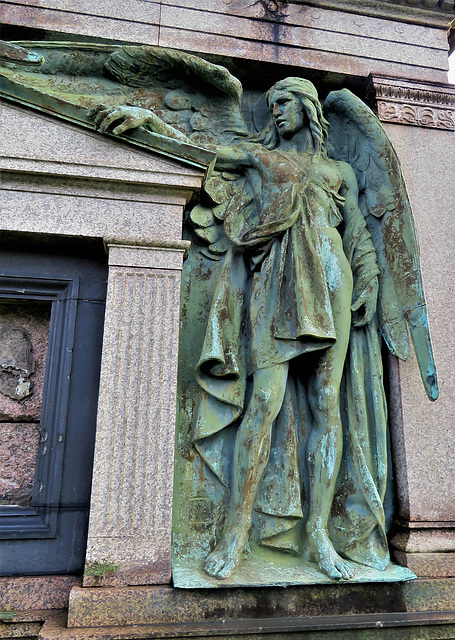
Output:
[{"xmin": 259, "ymin": 78, "xmax": 329, "ymax": 155}]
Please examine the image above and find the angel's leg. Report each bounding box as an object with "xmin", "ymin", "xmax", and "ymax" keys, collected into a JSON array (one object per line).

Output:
[
  {"xmin": 204, "ymin": 362, "xmax": 288, "ymax": 579},
  {"xmin": 304, "ymin": 258, "xmax": 353, "ymax": 580}
]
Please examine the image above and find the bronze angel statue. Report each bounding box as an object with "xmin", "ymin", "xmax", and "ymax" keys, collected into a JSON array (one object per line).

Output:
[{"xmin": 0, "ymin": 42, "xmax": 438, "ymax": 584}]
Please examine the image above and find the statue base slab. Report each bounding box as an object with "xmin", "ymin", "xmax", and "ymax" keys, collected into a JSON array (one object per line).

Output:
[{"xmin": 173, "ymin": 544, "xmax": 416, "ymax": 589}]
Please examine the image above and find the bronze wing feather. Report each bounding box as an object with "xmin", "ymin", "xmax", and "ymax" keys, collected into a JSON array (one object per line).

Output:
[{"xmin": 325, "ymin": 88, "xmax": 438, "ymax": 401}]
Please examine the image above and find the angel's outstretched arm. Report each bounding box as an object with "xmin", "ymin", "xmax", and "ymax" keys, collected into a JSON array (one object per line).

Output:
[
  {"xmin": 90, "ymin": 105, "xmax": 190, "ymax": 142},
  {"xmin": 90, "ymin": 105, "xmax": 251, "ymax": 171},
  {"xmin": 338, "ymin": 161, "xmax": 379, "ymax": 327},
  {"xmin": 209, "ymin": 144, "xmax": 251, "ymax": 172}
]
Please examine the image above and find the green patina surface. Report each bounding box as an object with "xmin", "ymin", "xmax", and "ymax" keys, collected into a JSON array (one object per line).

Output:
[{"xmin": 0, "ymin": 40, "xmax": 438, "ymax": 591}]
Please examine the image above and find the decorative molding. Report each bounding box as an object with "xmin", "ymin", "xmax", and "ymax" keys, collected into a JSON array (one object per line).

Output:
[
  {"xmin": 368, "ymin": 76, "xmax": 455, "ymax": 130},
  {"xmin": 382, "ymin": 0, "xmax": 454, "ymax": 10},
  {"xmin": 0, "ymin": 275, "xmax": 78, "ymax": 541},
  {"xmin": 295, "ymin": 0, "xmax": 455, "ymax": 28},
  {"xmin": 377, "ymin": 102, "xmax": 454, "ymax": 130}
]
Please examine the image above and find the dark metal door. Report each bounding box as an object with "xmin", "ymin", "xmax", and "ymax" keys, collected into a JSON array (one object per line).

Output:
[{"xmin": 0, "ymin": 247, "xmax": 107, "ymax": 575}]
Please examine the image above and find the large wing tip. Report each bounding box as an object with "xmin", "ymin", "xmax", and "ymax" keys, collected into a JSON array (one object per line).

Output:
[
  {"xmin": 407, "ymin": 306, "xmax": 439, "ymax": 402},
  {"xmin": 425, "ymin": 371, "xmax": 439, "ymax": 402}
]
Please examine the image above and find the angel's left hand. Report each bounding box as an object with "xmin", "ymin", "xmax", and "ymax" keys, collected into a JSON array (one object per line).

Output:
[{"xmin": 351, "ymin": 277, "xmax": 379, "ymax": 327}]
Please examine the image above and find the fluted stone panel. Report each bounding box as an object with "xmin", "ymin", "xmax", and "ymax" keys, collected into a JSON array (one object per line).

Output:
[{"xmin": 84, "ymin": 244, "xmax": 186, "ymax": 586}]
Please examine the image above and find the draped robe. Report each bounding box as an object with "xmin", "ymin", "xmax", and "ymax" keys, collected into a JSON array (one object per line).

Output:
[{"xmin": 188, "ymin": 143, "xmax": 392, "ymax": 570}]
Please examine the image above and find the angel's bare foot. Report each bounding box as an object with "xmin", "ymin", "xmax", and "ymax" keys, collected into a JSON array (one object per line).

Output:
[
  {"xmin": 305, "ymin": 528, "xmax": 354, "ymax": 580},
  {"xmin": 204, "ymin": 524, "xmax": 249, "ymax": 579}
]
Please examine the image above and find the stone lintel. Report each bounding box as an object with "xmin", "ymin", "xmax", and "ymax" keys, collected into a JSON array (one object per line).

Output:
[
  {"xmin": 2, "ymin": 7, "xmax": 451, "ymax": 84},
  {"xmin": 368, "ymin": 76, "xmax": 455, "ymax": 130}
]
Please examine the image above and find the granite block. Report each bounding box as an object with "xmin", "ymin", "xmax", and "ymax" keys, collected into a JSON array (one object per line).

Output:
[
  {"xmin": 384, "ymin": 124, "xmax": 455, "ymax": 525},
  {"xmin": 1, "ymin": 3, "xmax": 160, "ymax": 48},
  {"xmin": 393, "ymin": 552, "xmax": 455, "ymax": 578},
  {"xmin": 84, "ymin": 244, "xmax": 185, "ymax": 587},
  {"xmin": 67, "ymin": 579, "xmax": 455, "ymax": 628},
  {"xmin": 0, "ymin": 575, "xmax": 80, "ymax": 610},
  {"xmin": 0, "ymin": 422, "xmax": 40, "ymax": 506},
  {"xmin": 0, "ymin": 303, "xmax": 50, "ymax": 422},
  {"xmin": 2, "ymin": 0, "xmax": 451, "ymax": 83}
]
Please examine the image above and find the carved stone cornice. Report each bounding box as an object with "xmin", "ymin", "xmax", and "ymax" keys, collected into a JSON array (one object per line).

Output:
[
  {"xmin": 368, "ymin": 76, "xmax": 455, "ymax": 130},
  {"xmin": 383, "ymin": 0, "xmax": 454, "ymax": 10},
  {"xmin": 295, "ymin": 0, "xmax": 455, "ymax": 28}
]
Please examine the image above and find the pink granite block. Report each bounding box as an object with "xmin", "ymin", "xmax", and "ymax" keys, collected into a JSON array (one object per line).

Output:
[
  {"xmin": 0, "ymin": 303, "xmax": 50, "ymax": 422},
  {"xmin": 0, "ymin": 422, "xmax": 40, "ymax": 505}
]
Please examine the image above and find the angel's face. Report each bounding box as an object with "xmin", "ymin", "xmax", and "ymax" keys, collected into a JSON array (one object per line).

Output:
[{"xmin": 269, "ymin": 90, "xmax": 307, "ymax": 139}]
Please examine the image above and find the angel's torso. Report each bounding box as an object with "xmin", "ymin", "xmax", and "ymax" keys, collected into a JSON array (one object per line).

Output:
[
  {"xmin": 243, "ymin": 145, "xmax": 344, "ymax": 227},
  {"xmin": 240, "ymin": 144, "xmax": 351, "ymax": 292}
]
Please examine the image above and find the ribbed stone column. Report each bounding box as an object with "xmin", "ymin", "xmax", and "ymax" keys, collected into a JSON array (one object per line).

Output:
[{"xmin": 83, "ymin": 239, "xmax": 189, "ymax": 587}]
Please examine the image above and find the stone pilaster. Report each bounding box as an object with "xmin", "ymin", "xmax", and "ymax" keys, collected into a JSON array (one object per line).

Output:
[
  {"xmin": 368, "ymin": 77, "xmax": 455, "ymax": 577},
  {"xmin": 83, "ymin": 239, "xmax": 189, "ymax": 587}
]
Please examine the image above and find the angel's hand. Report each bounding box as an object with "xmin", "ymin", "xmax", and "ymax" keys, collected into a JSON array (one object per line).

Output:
[
  {"xmin": 89, "ymin": 105, "xmax": 158, "ymax": 135},
  {"xmin": 351, "ymin": 277, "xmax": 379, "ymax": 328}
]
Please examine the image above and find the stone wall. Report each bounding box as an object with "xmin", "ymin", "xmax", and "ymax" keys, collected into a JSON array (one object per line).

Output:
[
  {"xmin": 0, "ymin": 303, "xmax": 50, "ymax": 506},
  {"xmin": 1, "ymin": 0, "xmax": 452, "ymax": 82},
  {"xmin": 0, "ymin": 1, "xmax": 454, "ymax": 637}
]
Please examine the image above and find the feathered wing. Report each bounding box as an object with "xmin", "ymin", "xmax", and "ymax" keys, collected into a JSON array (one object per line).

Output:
[
  {"xmin": 104, "ymin": 45, "xmax": 251, "ymax": 259},
  {"xmin": 104, "ymin": 45, "xmax": 249, "ymax": 145},
  {"xmin": 0, "ymin": 41, "xmax": 248, "ymax": 144},
  {"xmin": 325, "ymin": 89, "xmax": 438, "ymax": 401},
  {"xmin": 0, "ymin": 41, "xmax": 248, "ymax": 258}
]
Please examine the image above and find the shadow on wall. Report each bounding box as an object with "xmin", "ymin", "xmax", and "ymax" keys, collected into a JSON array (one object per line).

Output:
[{"xmin": 449, "ymin": 25, "xmax": 455, "ymax": 83}]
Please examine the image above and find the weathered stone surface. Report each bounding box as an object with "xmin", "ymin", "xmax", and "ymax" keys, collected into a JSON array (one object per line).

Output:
[
  {"xmin": 0, "ymin": 302, "xmax": 50, "ymax": 422},
  {"xmin": 0, "ymin": 422, "xmax": 40, "ymax": 505},
  {"xmin": 1, "ymin": 1, "xmax": 160, "ymax": 45},
  {"xmin": 370, "ymin": 76, "xmax": 455, "ymax": 131},
  {"xmin": 391, "ymin": 525, "xmax": 455, "ymax": 578},
  {"xmin": 392, "ymin": 528, "xmax": 455, "ymax": 553},
  {"xmin": 41, "ymin": 608, "xmax": 455, "ymax": 640},
  {"xmin": 1, "ymin": 101, "xmax": 205, "ymax": 187},
  {"xmin": 1, "ymin": 0, "xmax": 451, "ymax": 82},
  {"xmin": 158, "ymin": 2, "xmax": 450, "ymax": 83},
  {"xmin": 0, "ymin": 575, "xmax": 80, "ymax": 610},
  {"xmin": 0, "ymin": 101, "xmax": 205, "ymax": 244},
  {"xmin": 67, "ymin": 579, "xmax": 455, "ymax": 628},
  {"xmin": 83, "ymin": 242, "xmax": 187, "ymax": 587},
  {"xmin": 0, "ymin": 325, "xmax": 34, "ymax": 401},
  {"xmin": 385, "ymin": 124, "xmax": 455, "ymax": 525},
  {"xmin": 107, "ymin": 243, "xmax": 190, "ymax": 271},
  {"xmin": 384, "ymin": 122, "xmax": 455, "ymax": 576},
  {"xmin": 394, "ymin": 551, "xmax": 455, "ymax": 578},
  {"xmin": 0, "ymin": 619, "xmax": 42, "ymax": 637}
]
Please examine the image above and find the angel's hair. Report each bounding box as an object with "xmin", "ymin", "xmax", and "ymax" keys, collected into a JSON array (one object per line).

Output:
[{"xmin": 252, "ymin": 78, "xmax": 329, "ymax": 155}]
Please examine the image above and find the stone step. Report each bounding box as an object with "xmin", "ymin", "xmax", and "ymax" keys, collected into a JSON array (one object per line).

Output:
[{"xmin": 37, "ymin": 609, "xmax": 455, "ymax": 640}]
